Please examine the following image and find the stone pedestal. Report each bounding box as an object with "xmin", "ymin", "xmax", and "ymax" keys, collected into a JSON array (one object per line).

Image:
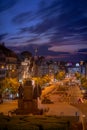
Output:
[
  {"xmin": 16, "ymin": 80, "xmax": 39, "ymax": 115},
  {"xmin": 18, "ymin": 99, "xmax": 24, "ymax": 109}
]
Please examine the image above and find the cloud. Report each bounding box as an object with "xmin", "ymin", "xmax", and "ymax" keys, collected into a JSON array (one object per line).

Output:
[
  {"xmin": 39, "ymin": 0, "xmax": 87, "ymax": 35},
  {"xmin": 28, "ymin": 18, "xmax": 57, "ymax": 34},
  {"xmin": 18, "ymin": 0, "xmax": 87, "ymax": 46},
  {"xmin": 48, "ymin": 44, "xmax": 87, "ymax": 53},
  {"xmin": 46, "ymin": 55, "xmax": 69, "ymax": 60},
  {"xmin": 78, "ymin": 48, "xmax": 87, "ymax": 52},
  {"xmin": 9, "ymin": 36, "xmax": 23, "ymax": 40},
  {"xmin": 8, "ymin": 42, "xmax": 87, "ymax": 62},
  {"xmin": 1, "ymin": 0, "xmax": 87, "ymax": 62},
  {"xmin": 12, "ymin": 11, "xmax": 33, "ymax": 24},
  {"xmin": 0, "ymin": 0, "xmax": 19, "ymax": 13},
  {"xmin": 0, "ymin": 33, "xmax": 8, "ymax": 41},
  {"xmin": 19, "ymin": 27, "xmax": 32, "ymax": 34},
  {"xmin": 13, "ymin": 0, "xmax": 87, "ymax": 48},
  {"xmin": 26, "ymin": 37, "xmax": 41, "ymax": 43},
  {"xmin": 12, "ymin": 0, "xmax": 61, "ymax": 25},
  {"xmin": 77, "ymin": 48, "xmax": 87, "ymax": 54}
]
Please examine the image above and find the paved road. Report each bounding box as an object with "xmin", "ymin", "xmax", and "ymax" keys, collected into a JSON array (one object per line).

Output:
[
  {"xmin": 0, "ymin": 99, "xmax": 81, "ymax": 117},
  {"xmin": 0, "ymin": 100, "xmax": 18, "ymax": 115},
  {"xmin": 0, "ymin": 99, "xmax": 86, "ymax": 130},
  {"xmin": 67, "ymin": 85, "xmax": 83, "ymax": 103},
  {"xmin": 43, "ymin": 102, "xmax": 82, "ymax": 117}
]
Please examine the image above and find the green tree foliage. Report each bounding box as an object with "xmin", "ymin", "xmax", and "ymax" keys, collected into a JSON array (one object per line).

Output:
[
  {"xmin": 75, "ymin": 72, "xmax": 81, "ymax": 79},
  {"xmin": 75, "ymin": 72, "xmax": 87, "ymax": 89},
  {"xmin": 32, "ymin": 74, "xmax": 51, "ymax": 87},
  {"xmin": 81, "ymin": 76, "xmax": 87, "ymax": 89},
  {"xmin": 56, "ymin": 71, "xmax": 65, "ymax": 80},
  {"xmin": 21, "ymin": 51, "xmax": 32, "ymax": 59},
  {"xmin": 0, "ymin": 78, "xmax": 19, "ymax": 94}
]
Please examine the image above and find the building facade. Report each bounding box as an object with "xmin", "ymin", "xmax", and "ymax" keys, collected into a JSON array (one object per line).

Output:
[{"xmin": 0, "ymin": 43, "xmax": 18, "ymax": 79}]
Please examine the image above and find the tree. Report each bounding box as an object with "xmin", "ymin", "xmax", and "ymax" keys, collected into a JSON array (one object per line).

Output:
[
  {"xmin": 32, "ymin": 74, "xmax": 51, "ymax": 88},
  {"xmin": 0, "ymin": 78, "xmax": 19, "ymax": 96},
  {"xmin": 75, "ymin": 72, "xmax": 81, "ymax": 80},
  {"xmin": 46, "ymin": 60, "xmax": 53, "ymax": 74},
  {"xmin": 81, "ymin": 76, "xmax": 87, "ymax": 89},
  {"xmin": 21, "ymin": 51, "xmax": 32, "ymax": 59},
  {"xmin": 56, "ymin": 71, "xmax": 65, "ymax": 80}
]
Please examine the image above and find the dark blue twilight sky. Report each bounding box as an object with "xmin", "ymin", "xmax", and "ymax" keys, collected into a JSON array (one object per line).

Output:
[{"xmin": 0, "ymin": 0, "xmax": 87, "ymax": 62}]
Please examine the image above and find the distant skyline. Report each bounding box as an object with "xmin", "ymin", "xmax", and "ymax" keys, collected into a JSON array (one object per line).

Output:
[{"xmin": 0, "ymin": 0, "xmax": 87, "ymax": 62}]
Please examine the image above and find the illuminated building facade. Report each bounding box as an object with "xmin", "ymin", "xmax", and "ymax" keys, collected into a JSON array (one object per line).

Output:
[{"xmin": 0, "ymin": 43, "xmax": 18, "ymax": 79}]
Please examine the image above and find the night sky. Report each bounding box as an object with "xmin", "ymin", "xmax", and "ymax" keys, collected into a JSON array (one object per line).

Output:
[{"xmin": 0, "ymin": 0, "xmax": 87, "ymax": 62}]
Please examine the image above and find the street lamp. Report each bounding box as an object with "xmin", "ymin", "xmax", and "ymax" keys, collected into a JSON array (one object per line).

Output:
[{"xmin": 1, "ymin": 65, "xmax": 4, "ymax": 69}]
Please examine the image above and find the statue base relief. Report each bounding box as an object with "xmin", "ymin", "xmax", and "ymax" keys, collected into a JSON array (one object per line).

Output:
[
  {"xmin": 15, "ymin": 99, "xmax": 41, "ymax": 115},
  {"xmin": 16, "ymin": 80, "xmax": 43, "ymax": 115}
]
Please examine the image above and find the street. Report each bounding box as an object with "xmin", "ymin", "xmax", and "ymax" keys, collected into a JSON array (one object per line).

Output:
[
  {"xmin": 0, "ymin": 100, "xmax": 17, "ymax": 115},
  {"xmin": 0, "ymin": 99, "xmax": 87, "ymax": 129},
  {"xmin": 0, "ymin": 99, "xmax": 81, "ymax": 117}
]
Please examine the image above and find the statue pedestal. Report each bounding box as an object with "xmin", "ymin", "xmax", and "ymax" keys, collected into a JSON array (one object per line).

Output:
[
  {"xmin": 16, "ymin": 80, "xmax": 40, "ymax": 115},
  {"xmin": 16, "ymin": 99, "xmax": 39, "ymax": 115}
]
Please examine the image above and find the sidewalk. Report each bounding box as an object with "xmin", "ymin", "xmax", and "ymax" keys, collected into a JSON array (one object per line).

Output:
[
  {"xmin": 0, "ymin": 100, "xmax": 18, "ymax": 115},
  {"xmin": 40, "ymin": 102, "xmax": 82, "ymax": 117}
]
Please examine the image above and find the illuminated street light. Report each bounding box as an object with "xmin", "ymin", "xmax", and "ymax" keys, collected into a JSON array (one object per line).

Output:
[{"xmin": 1, "ymin": 65, "xmax": 4, "ymax": 69}]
